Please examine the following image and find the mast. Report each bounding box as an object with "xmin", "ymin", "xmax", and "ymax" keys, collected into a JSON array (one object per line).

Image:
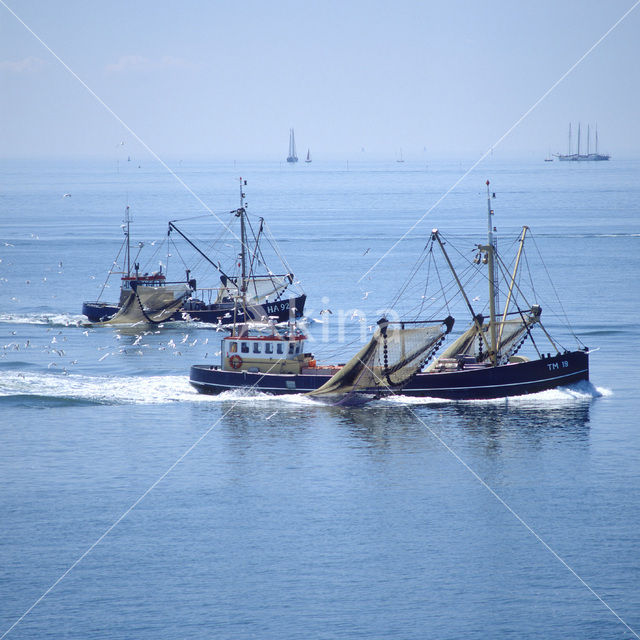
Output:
[
  {"xmin": 587, "ymin": 124, "xmax": 590, "ymax": 156},
  {"xmin": 238, "ymin": 177, "xmax": 247, "ymax": 297},
  {"xmin": 497, "ymin": 225, "xmax": 528, "ymax": 348},
  {"xmin": 577, "ymin": 122, "xmax": 581, "ymax": 156},
  {"xmin": 483, "ymin": 180, "xmax": 498, "ymax": 364},
  {"xmin": 124, "ymin": 205, "xmax": 131, "ymax": 276},
  {"xmin": 432, "ymin": 229, "xmax": 492, "ymax": 356},
  {"xmin": 595, "ymin": 125, "xmax": 599, "ymax": 154},
  {"xmin": 287, "ymin": 128, "xmax": 298, "ymax": 162},
  {"xmin": 568, "ymin": 123, "xmax": 572, "ymax": 155}
]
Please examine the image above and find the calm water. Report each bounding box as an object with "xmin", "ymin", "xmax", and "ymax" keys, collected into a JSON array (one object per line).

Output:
[{"xmin": 1, "ymin": 157, "xmax": 639, "ymax": 639}]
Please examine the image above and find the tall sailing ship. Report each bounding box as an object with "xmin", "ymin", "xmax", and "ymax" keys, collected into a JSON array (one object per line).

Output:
[
  {"xmin": 286, "ymin": 128, "xmax": 298, "ymax": 163},
  {"xmin": 555, "ymin": 123, "xmax": 610, "ymax": 161}
]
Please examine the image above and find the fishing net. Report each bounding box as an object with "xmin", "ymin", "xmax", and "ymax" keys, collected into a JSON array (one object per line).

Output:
[
  {"xmin": 104, "ymin": 284, "xmax": 190, "ymax": 324},
  {"xmin": 309, "ymin": 317, "xmax": 453, "ymax": 404}
]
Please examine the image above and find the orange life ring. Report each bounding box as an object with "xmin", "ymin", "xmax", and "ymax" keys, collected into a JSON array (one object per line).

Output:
[{"xmin": 229, "ymin": 354, "xmax": 243, "ymax": 369}]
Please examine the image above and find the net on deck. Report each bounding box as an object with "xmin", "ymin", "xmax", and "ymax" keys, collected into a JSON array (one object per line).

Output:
[
  {"xmin": 308, "ymin": 317, "xmax": 453, "ymax": 404},
  {"xmin": 215, "ymin": 275, "xmax": 291, "ymax": 304},
  {"xmin": 104, "ymin": 284, "xmax": 190, "ymax": 324},
  {"xmin": 427, "ymin": 307, "xmax": 541, "ymax": 367},
  {"xmin": 496, "ymin": 310, "xmax": 540, "ymax": 362}
]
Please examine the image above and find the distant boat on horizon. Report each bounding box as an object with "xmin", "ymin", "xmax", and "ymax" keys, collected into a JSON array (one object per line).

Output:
[
  {"xmin": 397, "ymin": 148, "xmax": 404, "ymax": 163},
  {"xmin": 305, "ymin": 148, "xmax": 312, "ymax": 163},
  {"xmin": 554, "ymin": 123, "xmax": 610, "ymax": 161},
  {"xmin": 286, "ymin": 128, "xmax": 298, "ymax": 163}
]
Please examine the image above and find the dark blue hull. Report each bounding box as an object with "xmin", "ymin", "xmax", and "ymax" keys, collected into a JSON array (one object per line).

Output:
[
  {"xmin": 179, "ymin": 294, "xmax": 306, "ymax": 324},
  {"xmin": 82, "ymin": 301, "xmax": 120, "ymax": 323},
  {"xmin": 83, "ymin": 294, "xmax": 306, "ymax": 325},
  {"xmin": 189, "ymin": 350, "xmax": 589, "ymax": 400}
]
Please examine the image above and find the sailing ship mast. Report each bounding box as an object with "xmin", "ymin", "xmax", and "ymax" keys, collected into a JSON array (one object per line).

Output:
[
  {"xmin": 287, "ymin": 128, "xmax": 298, "ymax": 163},
  {"xmin": 577, "ymin": 123, "xmax": 581, "ymax": 156}
]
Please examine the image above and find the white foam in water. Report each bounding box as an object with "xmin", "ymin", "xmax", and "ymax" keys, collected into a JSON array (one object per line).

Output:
[
  {"xmin": 0, "ymin": 312, "xmax": 87, "ymax": 327},
  {"xmin": 380, "ymin": 380, "xmax": 607, "ymax": 407},
  {"xmin": 0, "ymin": 371, "xmax": 319, "ymax": 406}
]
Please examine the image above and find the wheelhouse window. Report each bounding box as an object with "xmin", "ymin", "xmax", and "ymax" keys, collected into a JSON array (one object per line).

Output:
[
  {"xmin": 289, "ymin": 343, "xmax": 295, "ymax": 354},
  {"xmin": 229, "ymin": 342, "xmax": 238, "ymax": 353},
  {"xmin": 253, "ymin": 342, "xmax": 261, "ymax": 354},
  {"xmin": 241, "ymin": 342, "xmax": 249, "ymax": 354},
  {"xmin": 265, "ymin": 343, "xmax": 273, "ymax": 354},
  {"xmin": 277, "ymin": 343, "xmax": 284, "ymax": 354}
]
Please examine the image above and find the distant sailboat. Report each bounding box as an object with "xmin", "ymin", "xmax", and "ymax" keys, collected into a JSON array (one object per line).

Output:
[
  {"xmin": 305, "ymin": 148, "xmax": 312, "ymax": 163},
  {"xmin": 286, "ymin": 128, "xmax": 298, "ymax": 163},
  {"xmin": 397, "ymin": 148, "xmax": 405, "ymax": 163},
  {"xmin": 554, "ymin": 123, "xmax": 610, "ymax": 161}
]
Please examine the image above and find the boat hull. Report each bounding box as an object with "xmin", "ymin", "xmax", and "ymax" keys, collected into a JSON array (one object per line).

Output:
[
  {"xmin": 189, "ymin": 349, "xmax": 589, "ymax": 400},
  {"xmin": 402, "ymin": 350, "xmax": 589, "ymax": 400},
  {"xmin": 82, "ymin": 301, "xmax": 120, "ymax": 323},
  {"xmin": 83, "ymin": 294, "xmax": 306, "ymax": 325},
  {"xmin": 179, "ymin": 294, "xmax": 306, "ymax": 324}
]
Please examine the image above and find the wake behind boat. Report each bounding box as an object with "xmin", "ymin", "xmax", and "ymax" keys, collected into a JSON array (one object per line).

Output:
[{"xmin": 190, "ymin": 181, "xmax": 589, "ymax": 402}]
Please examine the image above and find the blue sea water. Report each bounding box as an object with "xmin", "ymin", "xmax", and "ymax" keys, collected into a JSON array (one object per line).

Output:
[{"xmin": 1, "ymin": 157, "xmax": 639, "ymax": 639}]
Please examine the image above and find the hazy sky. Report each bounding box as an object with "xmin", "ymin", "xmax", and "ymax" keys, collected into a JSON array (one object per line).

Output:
[{"xmin": 1, "ymin": 0, "xmax": 639, "ymax": 160}]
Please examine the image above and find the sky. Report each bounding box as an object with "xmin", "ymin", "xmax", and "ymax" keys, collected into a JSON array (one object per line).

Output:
[{"xmin": 1, "ymin": 0, "xmax": 639, "ymax": 160}]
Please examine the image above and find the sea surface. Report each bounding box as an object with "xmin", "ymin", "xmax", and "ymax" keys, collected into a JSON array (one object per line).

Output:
[{"xmin": 1, "ymin": 156, "xmax": 639, "ymax": 639}]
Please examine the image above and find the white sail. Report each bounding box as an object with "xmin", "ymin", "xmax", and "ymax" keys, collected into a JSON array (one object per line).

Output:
[{"xmin": 287, "ymin": 128, "xmax": 298, "ymax": 162}]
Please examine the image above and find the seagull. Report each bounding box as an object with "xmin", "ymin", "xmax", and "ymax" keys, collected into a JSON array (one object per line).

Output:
[
  {"xmin": 363, "ymin": 248, "xmax": 370, "ymax": 256},
  {"xmin": 320, "ymin": 309, "xmax": 332, "ymax": 315},
  {"xmin": 63, "ymin": 193, "xmax": 71, "ymax": 198},
  {"xmin": 362, "ymin": 291, "xmax": 370, "ymax": 300}
]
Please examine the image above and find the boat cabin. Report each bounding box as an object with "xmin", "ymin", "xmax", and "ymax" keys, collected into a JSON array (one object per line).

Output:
[{"xmin": 221, "ymin": 331, "xmax": 316, "ymax": 374}]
